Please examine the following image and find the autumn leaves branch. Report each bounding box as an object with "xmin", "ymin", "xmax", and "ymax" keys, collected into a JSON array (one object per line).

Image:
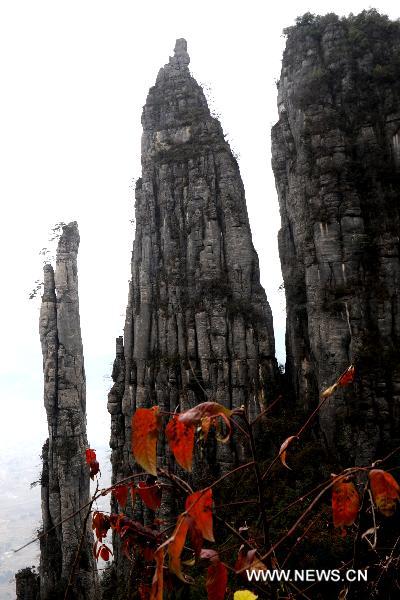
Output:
[{"xmin": 15, "ymin": 363, "xmax": 400, "ymax": 600}]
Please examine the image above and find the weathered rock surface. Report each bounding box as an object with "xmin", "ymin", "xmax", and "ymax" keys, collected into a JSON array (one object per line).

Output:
[
  {"xmin": 272, "ymin": 11, "xmax": 400, "ymax": 466},
  {"xmin": 107, "ymin": 38, "xmax": 278, "ymax": 594},
  {"xmin": 37, "ymin": 222, "xmax": 98, "ymax": 599}
]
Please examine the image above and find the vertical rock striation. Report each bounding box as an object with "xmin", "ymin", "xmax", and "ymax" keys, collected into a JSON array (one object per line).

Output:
[
  {"xmin": 272, "ymin": 11, "xmax": 400, "ymax": 466},
  {"xmin": 108, "ymin": 38, "xmax": 278, "ymax": 592},
  {"xmin": 38, "ymin": 222, "xmax": 97, "ymax": 599}
]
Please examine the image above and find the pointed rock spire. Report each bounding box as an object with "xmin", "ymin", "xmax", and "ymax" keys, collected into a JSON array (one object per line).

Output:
[
  {"xmin": 38, "ymin": 222, "xmax": 98, "ymax": 599},
  {"xmin": 108, "ymin": 40, "xmax": 278, "ymax": 597},
  {"xmin": 156, "ymin": 37, "xmax": 190, "ymax": 82}
]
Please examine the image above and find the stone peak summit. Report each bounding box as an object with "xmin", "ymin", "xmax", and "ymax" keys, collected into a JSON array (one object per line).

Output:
[{"xmin": 156, "ymin": 38, "xmax": 190, "ymax": 82}]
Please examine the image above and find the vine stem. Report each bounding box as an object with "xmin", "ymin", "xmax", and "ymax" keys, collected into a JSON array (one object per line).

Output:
[
  {"xmin": 262, "ymin": 365, "xmax": 357, "ymax": 481},
  {"xmin": 14, "ymin": 472, "xmax": 153, "ymax": 554},
  {"xmin": 239, "ymin": 409, "xmax": 271, "ymax": 554}
]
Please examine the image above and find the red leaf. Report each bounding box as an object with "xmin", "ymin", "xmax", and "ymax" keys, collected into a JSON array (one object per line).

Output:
[
  {"xmin": 94, "ymin": 542, "xmax": 113, "ymax": 562},
  {"xmin": 92, "ymin": 511, "xmax": 110, "ymax": 541},
  {"xmin": 109, "ymin": 513, "xmax": 124, "ymax": 534},
  {"xmin": 279, "ymin": 435, "xmax": 297, "ymax": 470},
  {"xmin": 332, "ymin": 478, "xmax": 360, "ymax": 536},
  {"xmin": 99, "ymin": 544, "xmax": 112, "ymax": 561},
  {"xmin": 369, "ymin": 469, "xmax": 400, "ymax": 517},
  {"xmin": 185, "ymin": 488, "xmax": 214, "ymax": 542},
  {"xmin": 139, "ymin": 583, "xmax": 151, "ymax": 600},
  {"xmin": 166, "ymin": 416, "xmax": 195, "ymax": 472},
  {"xmin": 142, "ymin": 546, "xmax": 155, "ymax": 562},
  {"xmin": 85, "ymin": 448, "xmax": 96, "ymax": 464},
  {"xmin": 338, "ymin": 365, "xmax": 355, "ymax": 387},
  {"xmin": 89, "ymin": 460, "xmax": 100, "ymax": 480},
  {"xmin": 113, "ymin": 485, "xmax": 129, "ymax": 508},
  {"xmin": 322, "ymin": 365, "xmax": 355, "ymax": 398},
  {"xmin": 137, "ymin": 482, "xmax": 162, "ymax": 511},
  {"xmin": 132, "ymin": 407, "xmax": 161, "ymax": 476},
  {"xmin": 206, "ymin": 561, "xmax": 228, "ymax": 600}
]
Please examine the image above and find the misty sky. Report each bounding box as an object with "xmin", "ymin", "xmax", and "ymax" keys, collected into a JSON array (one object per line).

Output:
[{"xmin": 1, "ymin": 0, "xmax": 399, "ymax": 456}]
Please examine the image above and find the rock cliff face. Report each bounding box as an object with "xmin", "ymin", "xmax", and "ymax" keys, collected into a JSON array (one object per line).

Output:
[
  {"xmin": 107, "ymin": 38, "xmax": 278, "ymax": 593},
  {"xmin": 272, "ymin": 11, "xmax": 400, "ymax": 466},
  {"xmin": 38, "ymin": 222, "xmax": 97, "ymax": 599}
]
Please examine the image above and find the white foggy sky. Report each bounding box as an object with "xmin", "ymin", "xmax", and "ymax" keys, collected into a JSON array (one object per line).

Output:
[{"xmin": 0, "ymin": 0, "xmax": 399, "ymax": 454}]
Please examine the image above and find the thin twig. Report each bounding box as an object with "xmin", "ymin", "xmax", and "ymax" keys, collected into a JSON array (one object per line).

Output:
[
  {"xmin": 281, "ymin": 513, "xmax": 321, "ymax": 568},
  {"xmin": 240, "ymin": 410, "xmax": 271, "ymax": 554},
  {"xmin": 250, "ymin": 394, "xmax": 284, "ymax": 426},
  {"xmin": 188, "ymin": 359, "xmax": 209, "ymax": 399},
  {"xmin": 14, "ymin": 472, "xmax": 152, "ymax": 553},
  {"xmin": 215, "ymin": 499, "xmax": 259, "ymax": 509}
]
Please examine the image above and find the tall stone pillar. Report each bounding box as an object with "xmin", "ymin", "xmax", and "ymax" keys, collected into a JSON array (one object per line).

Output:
[
  {"xmin": 272, "ymin": 12, "xmax": 400, "ymax": 466},
  {"xmin": 39, "ymin": 222, "xmax": 98, "ymax": 599},
  {"xmin": 107, "ymin": 39, "xmax": 278, "ymax": 596}
]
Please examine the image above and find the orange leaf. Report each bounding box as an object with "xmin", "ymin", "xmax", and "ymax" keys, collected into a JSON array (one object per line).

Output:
[
  {"xmin": 279, "ymin": 436, "xmax": 297, "ymax": 470},
  {"xmin": 369, "ymin": 469, "xmax": 400, "ymax": 517},
  {"xmin": 332, "ymin": 478, "xmax": 360, "ymax": 535},
  {"xmin": 166, "ymin": 416, "xmax": 195, "ymax": 471},
  {"xmin": 338, "ymin": 365, "xmax": 355, "ymax": 387},
  {"xmin": 168, "ymin": 514, "xmax": 192, "ymax": 582},
  {"xmin": 132, "ymin": 406, "xmax": 161, "ymax": 476},
  {"xmin": 185, "ymin": 488, "xmax": 214, "ymax": 542},
  {"xmin": 112, "ymin": 485, "xmax": 129, "ymax": 508},
  {"xmin": 150, "ymin": 547, "xmax": 164, "ymax": 600},
  {"xmin": 137, "ymin": 482, "xmax": 162, "ymax": 511},
  {"xmin": 206, "ymin": 561, "xmax": 228, "ymax": 600}
]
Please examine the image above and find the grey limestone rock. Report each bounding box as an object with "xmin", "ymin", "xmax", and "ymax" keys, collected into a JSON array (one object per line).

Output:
[
  {"xmin": 38, "ymin": 222, "xmax": 98, "ymax": 599},
  {"xmin": 107, "ymin": 38, "xmax": 278, "ymax": 595},
  {"xmin": 272, "ymin": 11, "xmax": 400, "ymax": 467}
]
